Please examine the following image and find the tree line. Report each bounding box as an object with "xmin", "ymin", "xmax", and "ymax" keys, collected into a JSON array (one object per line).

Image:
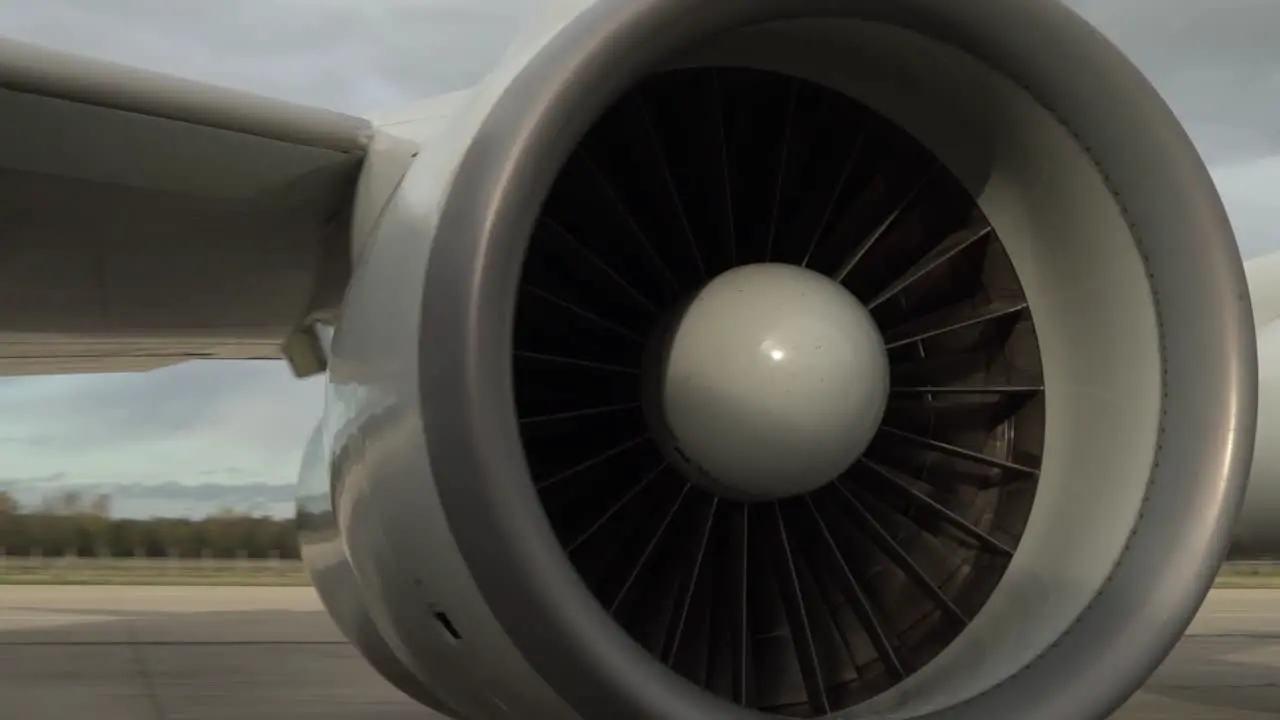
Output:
[{"xmin": 0, "ymin": 490, "xmax": 299, "ymax": 560}]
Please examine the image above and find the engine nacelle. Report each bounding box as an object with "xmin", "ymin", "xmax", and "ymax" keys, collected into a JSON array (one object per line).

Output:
[
  {"xmin": 1232, "ymin": 318, "xmax": 1280, "ymax": 558},
  {"xmin": 302, "ymin": 1, "xmax": 1256, "ymax": 718}
]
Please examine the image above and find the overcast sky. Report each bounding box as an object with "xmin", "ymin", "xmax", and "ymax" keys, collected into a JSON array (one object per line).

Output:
[{"xmin": 0, "ymin": 0, "xmax": 1276, "ymax": 489}]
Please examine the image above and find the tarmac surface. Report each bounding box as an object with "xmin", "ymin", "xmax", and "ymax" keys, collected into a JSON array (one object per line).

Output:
[{"xmin": 0, "ymin": 586, "xmax": 1276, "ymax": 719}]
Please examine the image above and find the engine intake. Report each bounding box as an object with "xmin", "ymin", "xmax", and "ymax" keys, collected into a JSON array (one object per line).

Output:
[
  {"xmin": 517, "ymin": 64, "xmax": 1042, "ymax": 716},
  {"xmin": 315, "ymin": 1, "xmax": 1256, "ymax": 718}
]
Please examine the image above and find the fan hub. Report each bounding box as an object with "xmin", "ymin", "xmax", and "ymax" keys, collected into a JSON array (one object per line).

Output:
[{"xmin": 658, "ymin": 262, "xmax": 890, "ymax": 501}]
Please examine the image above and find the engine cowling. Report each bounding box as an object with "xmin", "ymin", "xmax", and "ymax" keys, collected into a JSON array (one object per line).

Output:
[
  {"xmin": 1232, "ymin": 318, "xmax": 1280, "ymax": 558},
  {"xmin": 302, "ymin": 1, "xmax": 1257, "ymax": 718}
]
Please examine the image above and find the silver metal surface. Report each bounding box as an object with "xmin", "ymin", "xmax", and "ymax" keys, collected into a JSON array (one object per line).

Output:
[
  {"xmin": 659, "ymin": 263, "xmax": 890, "ymax": 500},
  {"xmin": 0, "ymin": 37, "xmax": 370, "ymax": 375},
  {"xmin": 0, "ymin": 36, "xmax": 371, "ymax": 152},
  {"xmin": 1234, "ymin": 317, "xmax": 1280, "ymax": 557}
]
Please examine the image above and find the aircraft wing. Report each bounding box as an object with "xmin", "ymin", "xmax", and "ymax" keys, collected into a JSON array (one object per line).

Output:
[{"xmin": 0, "ymin": 37, "xmax": 372, "ymax": 376}]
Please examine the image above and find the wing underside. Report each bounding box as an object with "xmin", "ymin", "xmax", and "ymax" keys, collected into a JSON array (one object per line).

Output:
[{"xmin": 0, "ymin": 38, "xmax": 371, "ymax": 375}]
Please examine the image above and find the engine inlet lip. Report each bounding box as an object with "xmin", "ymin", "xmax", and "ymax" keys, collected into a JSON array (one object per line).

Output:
[{"xmin": 416, "ymin": 1, "xmax": 1255, "ymax": 719}]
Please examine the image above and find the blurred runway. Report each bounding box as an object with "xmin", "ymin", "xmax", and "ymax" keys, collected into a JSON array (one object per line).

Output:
[{"xmin": 0, "ymin": 585, "xmax": 1276, "ymax": 719}]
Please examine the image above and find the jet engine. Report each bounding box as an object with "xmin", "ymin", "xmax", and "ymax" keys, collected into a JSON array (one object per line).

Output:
[{"xmin": 301, "ymin": 1, "xmax": 1257, "ymax": 718}]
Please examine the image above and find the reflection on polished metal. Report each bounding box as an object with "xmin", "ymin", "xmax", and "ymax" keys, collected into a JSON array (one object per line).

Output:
[{"xmin": 660, "ymin": 262, "xmax": 889, "ymax": 500}]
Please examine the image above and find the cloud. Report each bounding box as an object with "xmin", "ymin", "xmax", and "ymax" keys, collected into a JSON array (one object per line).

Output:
[
  {"xmin": 1067, "ymin": 0, "xmax": 1280, "ymax": 166},
  {"xmin": 0, "ymin": 363, "xmax": 324, "ymax": 486},
  {"xmin": 0, "ymin": 0, "xmax": 528, "ymax": 112},
  {"xmin": 1, "ymin": 362, "xmax": 311, "ymax": 444},
  {"xmin": 1212, "ymin": 155, "xmax": 1280, "ymax": 261}
]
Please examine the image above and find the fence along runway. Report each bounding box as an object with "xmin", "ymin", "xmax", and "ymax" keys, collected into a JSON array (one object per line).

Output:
[{"xmin": 0, "ymin": 585, "xmax": 1277, "ymax": 719}]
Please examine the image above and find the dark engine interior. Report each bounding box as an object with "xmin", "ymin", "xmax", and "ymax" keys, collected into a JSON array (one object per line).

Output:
[{"xmin": 512, "ymin": 66, "xmax": 1044, "ymax": 717}]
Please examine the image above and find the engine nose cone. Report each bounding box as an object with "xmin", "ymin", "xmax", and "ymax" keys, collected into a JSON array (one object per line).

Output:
[{"xmin": 660, "ymin": 262, "xmax": 890, "ymax": 500}]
